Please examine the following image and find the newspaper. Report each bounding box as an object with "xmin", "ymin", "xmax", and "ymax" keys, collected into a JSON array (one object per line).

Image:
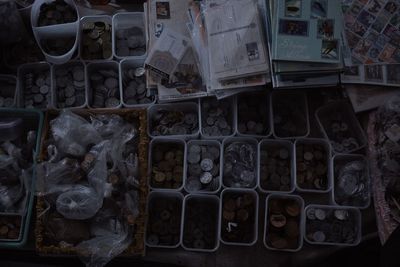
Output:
[
  {"xmin": 345, "ymin": 84, "xmax": 400, "ymax": 113},
  {"xmin": 204, "ymin": 0, "xmax": 269, "ymax": 82}
]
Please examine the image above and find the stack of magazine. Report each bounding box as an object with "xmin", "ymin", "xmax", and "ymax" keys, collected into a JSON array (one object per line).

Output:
[
  {"xmin": 144, "ymin": 0, "xmax": 270, "ymax": 102},
  {"xmin": 266, "ymin": 0, "xmax": 344, "ymax": 88}
]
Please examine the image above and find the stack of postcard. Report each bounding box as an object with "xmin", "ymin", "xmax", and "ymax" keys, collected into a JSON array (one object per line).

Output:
[
  {"xmin": 341, "ymin": 0, "xmax": 400, "ymax": 87},
  {"xmin": 144, "ymin": 0, "xmax": 270, "ymax": 102},
  {"xmin": 266, "ymin": 0, "xmax": 344, "ymax": 88}
]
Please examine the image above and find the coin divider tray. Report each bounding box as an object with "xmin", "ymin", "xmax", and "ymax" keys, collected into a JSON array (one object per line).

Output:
[
  {"xmin": 85, "ymin": 60, "xmax": 122, "ymax": 110},
  {"xmin": 257, "ymin": 139, "xmax": 296, "ymax": 194},
  {"xmin": 17, "ymin": 61, "xmax": 53, "ymax": 109},
  {"xmin": 0, "ymin": 74, "xmax": 17, "ymax": 108},
  {"xmin": 221, "ymin": 137, "xmax": 258, "ymax": 190},
  {"xmin": 219, "ymin": 188, "xmax": 259, "ymax": 246},
  {"xmin": 235, "ymin": 92, "xmax": 272, "ymax": 138},
  {"xmin": 147, "ymin": 102, "xmax": 200, "ymax": 140},
  {"xmin": 304, "ymin": 204, "xmax": 362, "ymax": 246},
  {"xmin": 31, "ymin": 0, "xmax": 79, "ymax": 64},
  {"xmin": 184, "ymin": 139, "xmax": 222, "ymax": 194},
  {"xmin": 0, "ymin": 109, "xmax": 43, "ymax": 248},
  {"xmin": 271, "ymin": 91, "xmax": 310, "ymax": 139},
  {"xmin": 119, "ymin": 58, "xmax": 155, "ymax": 108},
  {"xmin": 79, "ymin": 15, "xmax": 113, "ymax": 62},
  {"xmin": 51, "ymin": 60, "xmax": 87, "ymax": 109},
  {"xmin": 315, "ymin": 100, "xmax": 368, "ymax": 154},
  {"xmin": 294, "ymin": 138, "xmax": 333, "ymax": 194},
  {"xmin": 145, "ymin": 191, "xmax": 184, "ymax": 249},
  {"xmin": 181, "ymin": 194, "xmax": 221, "ymax": 252},
  {"xmin": 112, "ymin": 12, "xmax": 147, "ymax": 60},
  {"xmin": 199, "ymin": 97, "xmax": 236, "ymax": 140},
  {"xmin": 148, "ymin": 137, "xmax": 186, "ymax": 192},
  {"xmin": 331, "ymin": 154, "xmax": 371, "ymax": 209},
  {"xmin": 263, "ymin": 194, "xmax": 305, "ymax": 252}
]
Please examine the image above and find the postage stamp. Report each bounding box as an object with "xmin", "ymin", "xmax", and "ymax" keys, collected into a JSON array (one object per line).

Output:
[
  {"xmin": 345, "ymin": 30, "xmax": 361, "ymax": 49},
  {"xmin": 317, "ymin": 19, "xmax": 334, "ymax": 39},
  {"xmin": 278, "ymin": 19, "xmax": 309, "ymax": 36},
  {"xmin": 366, "ymin": 0, "xmax": 385, "ymax": 15},
  {"xmin": 387, "ymin": 64, "xmax": 400, "ymax": 84},
  {"xmin": 321, "ymin": 39, "xmax": 338, "ymax": 59},
  {"xmin": 310, "ymin": 0, "xmax": 327, "ymax": 19},
  {"xmin": 351, "ymin": 20, "xmax": 368, "ymax": 37},
  {"xmin": 285, "ymin": 0, "xmax": 302, "ymax": 17},
  {"xmin": 156, "ymin": 2, "xmax": 171, "ymax": 19},
  {"xmin": 367, "ymin": 45, "xmax": 383, "ymax": 61},
  {"xmin": 384, "ymin": 1, "xmax": 398, "ymax": 15},
  {"xmin": 364, "ymin": 64, "xmax": 383, "ymax": 82},
  {"xmin": 379, "ymin": 44, "xmax": 396, "ymax": 62},
  {"xmin": 357, "ymin": 10, "xmax": 376, "ymax": 28},
  {"xmin": 344, "ymin": 65, "xmax": 360, "ymax": 76}
]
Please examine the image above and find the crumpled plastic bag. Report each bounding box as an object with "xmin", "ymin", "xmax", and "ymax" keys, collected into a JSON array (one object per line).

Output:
[
  {"xmin": 51, "ymin": 110, "xmax": 102, "ymax": 157},
  {"xmin": 0, "ymin": 169, "xmax": 30, "ymax": 213},
  {"xmin": 77, "ymin": 222, "xmax": 132, "ymax": 267}
]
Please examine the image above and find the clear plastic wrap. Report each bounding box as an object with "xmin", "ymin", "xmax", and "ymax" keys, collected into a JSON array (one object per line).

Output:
[
  {"xmin": 51, "ymin": 111, "xmax": 102, "ymax": 157},
  {"xmin": 125, "ymin": 190, "xmax": 139, "ymax": 219},
  {"xmin": 87, "ymin": 141, "xmax": 109, "ymax": 199},
  {"xmin": 77, "ymin": 223, "xmax": 132, "ymax": 267},
  {"xmin": 56, "ymin": 185, "xmax": 102, "ymax": 220}
]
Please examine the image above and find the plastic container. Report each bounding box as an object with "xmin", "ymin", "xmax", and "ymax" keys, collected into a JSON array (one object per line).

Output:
[
  {"xmin": 264, "ymin": 194, "xmax": 305, "ymax": 252},
  {"xmin": 332, "ymin": 154, "xmax": 371, "ymax": 209},
  {"xmin": 184, "ymin": 140, "xmax": 222, "ymax": 194},
  {"xmin": 148, "ymin": 138, "xmax": 186, "ymax": 192},
  {"xmin": 112, "ymin": 12, "xmax": 147, "ymax": 60},
  {"xmin": 0, "ymin": 74, "xmax": 17, "ymax": 108},
  {"xmin": 52, "ymin": 60, "xmax": 87, "ymax": 109},
  {"xmin": 31, "ymin": 0, "xmax": 79, "ymax": 64},
  {"xmin": 235, "ymin": 91, "xmax": 272, "ymax": 138},
  {"xmin": 258, "ymin": 139, "xmax": 295, "ymax": 194},
  {"xmin": 145, "ymin": 191, "xmax": 184, "ymax": 249},
  {"xmin": 17, "ymin": 62, "xmax": 53, "ymax": 109},
  {"xmin": 271, "ymin": 91, "xmax": 310, "ymax": 139},
  {"xmin": 304, "ymin": 204, "xmax": 362, "ymax": 246},
  {"xmin": 119, "ymin": 58, "xmax": 155, "ymax": 108},
  {"xmin": 200, "ymin": 96, "xmax": 236, "ymax": 140},
  {"xmin": 148, "ymin": 102, "xmax": 200, "ymax": 140},
  {"xmin": 294, "ymin": 138, "xmax": 332, "ymax": 194},
  {"xmin": 79, "ymin": 15, "xmax": 113, "ymax": 62},
  {"xmin": 0, "ymin": 108, "xmax": 43, "ymax": 248},
  {"xmin": 181, "ymin": 194, "xmax": 220, "ymax": 252},
  {"xmin": 221, "ymin": 137, "xmax": 258, "ymax": 189},
  {"xmin": 315, "ymin": 100, "xmax": 367, "ymax": 154},
  {"xmin": 220, "ymin": 188, "xmax": 258, "ymax": 246},
  {"xmin": 86, "ymin": 60, "xmax": 122, "ymax": 110}
]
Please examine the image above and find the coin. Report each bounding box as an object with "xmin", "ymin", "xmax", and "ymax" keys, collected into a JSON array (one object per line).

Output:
[
  {"xmin": 200, "ymin": 158, "xmax": 213, "ymax": 172},
  {"xmin": 200, "ymin": 172, "xmax": 213, "ymax": 184}
]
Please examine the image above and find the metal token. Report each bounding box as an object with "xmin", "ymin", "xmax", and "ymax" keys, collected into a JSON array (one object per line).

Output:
[
  {"xmin": 200, "ymin": 158, "xmax": 213, "ymax": 172},
  {"xmin": 200, "ymin": 172, "xmax": 213, "ymax": 184}
]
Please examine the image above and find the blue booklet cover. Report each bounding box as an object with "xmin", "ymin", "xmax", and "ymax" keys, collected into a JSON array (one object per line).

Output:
[{"xmin": 272, "ymin": 0, "xmax": 343, "ymax": 63}]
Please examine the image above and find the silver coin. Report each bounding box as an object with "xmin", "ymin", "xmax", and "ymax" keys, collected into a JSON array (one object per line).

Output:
[
  {"xmin": 187, "ymin": 152, "xmax": 201, "ymax": 164},
  {"xmin": 200, "ymin": 172, "xmax": 213, "ymax": 184},
  {"xmin": 105, "ymin": 97, "xmax": 120, "ymax": 108},
  {"xmin": 189, "ymin": 145, "xmax": 201, "ymax": 154},
  {"xmin": 200, "ymin": 158, "xmax": 213, "ymax": 172},
  {"xmin": 306, "ymin": 208, "xmax": 316, "ymax": 220},
  {"xmin": 312, "ymin": 231, "xmax": 326, "ymax": 242},
  {"xmin": 186, "ymin": 177, "xmax": 202, "ymax": 191},
  {"xmin": 134, "ymin": 67, "xmax": 146, "ymax": 77},
  {"xmin": 334, "ymin": 210, "xmax": 348, "ymax": 221},
  {"xmin": 315, "ymin": 209, "xmax": 326, "ymax": 221}
]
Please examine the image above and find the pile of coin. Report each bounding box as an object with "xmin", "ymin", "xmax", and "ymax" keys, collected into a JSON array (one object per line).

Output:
[
  {"xmin": 146, "ymin": 194, "xmax": 182, "ymax": 247},
  {"xmin": 0, "ymin": 77, "xmax": 16, "ymax": 108},
  {"xmin": 182, "ymin": 197, "xmax": 218, "ymax": 250},
  {"xmin": 115, "ymin": 27, "xmax": 146, "ymax": 57},
  {"xmin": 54, "ymin": 63, "xmax": 85, "ymax": 108},
  {"xmin": 81, "ymin": 21, "xmax": 112, "ymax": 60},
  {"xmin": 221, "ymin": 191, "xmax": 256, "ymax": 244},
  {"xmin": 38, "ymin": 0, "xmax": 77, "ymax": 26},
  {"xmin": 325, "ymin": 120, "xmax": 361, "ymax": 153},
  {"xmin": 265, "ymin": 197, "xmax": 302, "ymax": 250},
  {"xmin": 122, "ymin": 66, "xmax": 154, "ymax": 105},
  {"xmin": 40, "ymin": 37, "xmax": 75, "ymax": 56},
  {"xmin": 306, "ymin": 207, "xmax": 359, "ymax": 244},
  {"xmin": 0, "ymin": 216, "xmax": 22, "ymax": 240},
  {"xmin": 22, "ymin": 68, "xmax": 51, "ymax": 109},
  {"xmin": 334, "ymin": 159, "xmax": 369, "ymax": 207},
  {"xmin": 150, "ymin": 107, "xmax": 198, "ymax": 136},
  {"xmin": 259, "ymin": 143, "xmax": 292, "ymax": 192},
  {"xmin": 201, "ymin": 98, "xmax": 233, "ymax": 137},
  {"xmin": 272, "ymin": 93, "xmax": 308, "ymax": 138},
  {"xmin": 237, "ymin": 93, "xmax": 270, "ymax": 136},
  {"xmin": 296, "ymin": 142, "xmax": 328, "ymax": 191},
  {"xmin": 185, "ymin": 142, "xmax": 220, "ymax": 192},
  {"xmin": 223, "ymin": 141, "xmax": 257, "ymax": 188},
  {"xmin": 151, "ymin": 142, "xmax": 184, "ymax": 189},
  {"xmin": 88, "ymin": 67, "xmax": 120, "ymax": 108}
]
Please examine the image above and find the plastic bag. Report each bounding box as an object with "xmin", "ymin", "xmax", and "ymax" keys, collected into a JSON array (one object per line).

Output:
[
  {"xmin": 77, "ymin": 222, "xmax": 132, "ymax": 267},
  {"xmin": 56, "ymin": 185, "xmax": 102, "ymax": 220},
  {"xmin": 51, "ymin": 110, "xmax": 102, "ymax": 157},
  {"xmin": 87, "ymin": 141, "xmax": 109, "ymax": 198},
  {"xmin": 90, "ymin": 115, "xmax": 125, "ymax": 139},
  {"xmin": 0, "ymin": 169, "xmax": 29, "ymax": 213},
  {"xmin": 125, "ymin": 190, "xmax": 139, "ymax": 219}
]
